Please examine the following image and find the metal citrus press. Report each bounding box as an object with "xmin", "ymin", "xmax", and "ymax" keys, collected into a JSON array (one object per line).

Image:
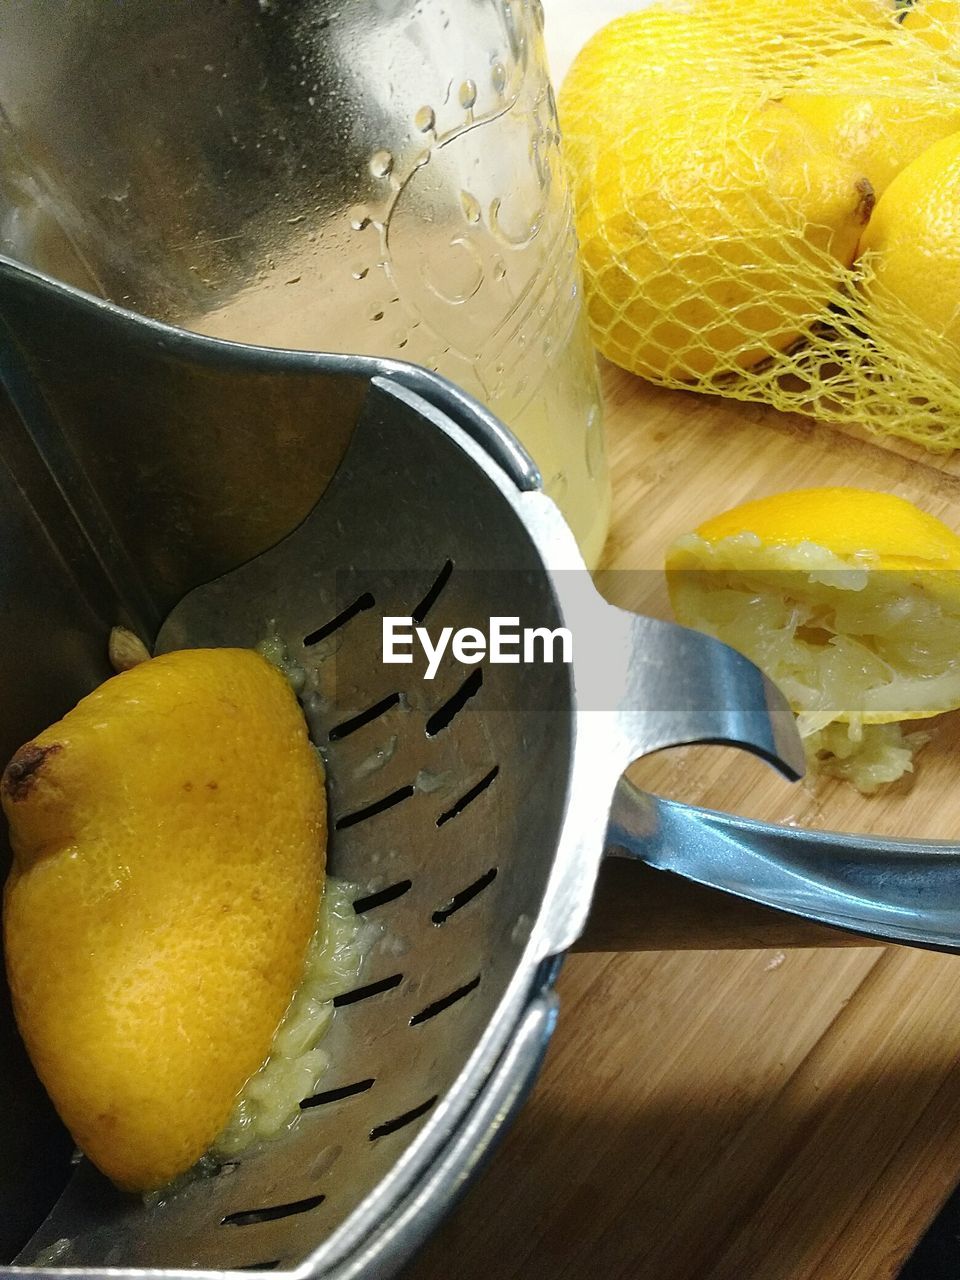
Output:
[{"xmin": 0, "ymin": 256, "xmax": 958, "ymax": 1280}]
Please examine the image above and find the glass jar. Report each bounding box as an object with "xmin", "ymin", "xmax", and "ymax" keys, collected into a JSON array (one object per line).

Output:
[{"xmin": 0, "ymin": 0, "xmax": 610, "ymax": 565}]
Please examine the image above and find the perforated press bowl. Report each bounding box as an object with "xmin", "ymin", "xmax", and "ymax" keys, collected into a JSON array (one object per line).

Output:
[{"xmin": 1, "ymin": 255, "xmax": 959, "ymax": 1280}]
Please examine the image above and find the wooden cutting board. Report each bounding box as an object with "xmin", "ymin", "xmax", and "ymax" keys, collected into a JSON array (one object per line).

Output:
[{"xmin": 401, "ymin": 362, "xmax": 960, "ymax": 1280}]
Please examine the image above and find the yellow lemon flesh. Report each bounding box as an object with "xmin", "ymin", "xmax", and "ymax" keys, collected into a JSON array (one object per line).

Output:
[
  {"xmin": 665, "ymin": 488, "xmax": 960, "ymax": 791},
  {"xmin": 784, "ymin": 42, "xmax": 960, "ymax": 197},
  {"xmin": 2, "ymin": 647, "xmax": 326, "ymax": 1192},
  {"xmin": 858, "ymin": 130, "xmax": 960, "ymax": 383},
  {"xmin": 560, "ymin": 10, "xmax": 874, "ymax": 382}
]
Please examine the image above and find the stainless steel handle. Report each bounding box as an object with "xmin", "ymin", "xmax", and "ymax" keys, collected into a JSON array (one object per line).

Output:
[
  {"xmin": 539, "ymin": 599, "xmax": 810, "ymax": 957},
  {"xmin": 572, "ymin": 605, "xmax": 806, "ymax": 776},
  {"xmin": 606, "ymin": 777, "xmax": 960, "ymax": 952}
]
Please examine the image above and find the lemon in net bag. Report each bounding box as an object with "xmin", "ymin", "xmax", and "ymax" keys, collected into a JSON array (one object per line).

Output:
[
  {"xmin": 859, "ymin": 130, "xmax": 960, "ymax": 385},
  {"xmin": 559, "ymin": 0, "xmax": 960, "ymax": 450}
]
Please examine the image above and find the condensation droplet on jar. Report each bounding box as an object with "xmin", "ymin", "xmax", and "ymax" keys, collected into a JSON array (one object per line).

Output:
[
  {"xmin": 352, "ymin": 264, "xmax": 369, "ymax": 281},
  {"xmin": 349, "ymin": 207, "xmax": 372, "ymax": 232},
  {"xmin": 367, "ymin": 303, "xmax": 386, "ymax": 322},
  {"xmin": 414, "ymin": 105, "xmax": 436, "ymax": 132},
  {"xmin": 494, "ymin": 259, "xmax": 507, "ymax": 282},
  {"xmin": 369, "ymin": 149, "xmax": 394, "ymax": 179},
  {"xmin": 585, "ymin": 404, "xmax": 604, "ymax": 480},
  {"xmin": 459, "ymin": 78, "xmax": 477, "ymax": 110},
  {"xmin": 460, "ymin": 190, "xmax": 481, "ymax": 224},
  {"xmin": 491, "ymin": 61, "xmax": 507, "ymax": 95}
]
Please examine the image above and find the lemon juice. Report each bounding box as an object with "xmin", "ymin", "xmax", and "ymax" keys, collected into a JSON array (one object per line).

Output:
[{"xmin": 196, "ymin": 212, "xmax": 610, "ymax": 568}]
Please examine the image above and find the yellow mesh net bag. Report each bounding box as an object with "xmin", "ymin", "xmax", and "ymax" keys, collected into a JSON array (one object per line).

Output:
[{"xmin": 558, "ymin": 0, "xmax": 960, "ymax": 449}]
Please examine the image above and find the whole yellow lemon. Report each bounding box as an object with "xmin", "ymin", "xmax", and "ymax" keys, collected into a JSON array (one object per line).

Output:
[
  {"xmin": 902, "ymin": 0, "xmax": 960, "ymax": 51},
  {"xmin": 562, "ymin": 73, "xmax": 873, "ymax": 380},
  {"xmin": 784, "ymin": 40, "xmax": 960, "ymax": 197},
  {"xmin": 557, "ymin": 8, "xmax": 750, "ymax": 180},
  {"xmin": 714, "ymin": 0, "xmax": 896, "ymax": 62},
  {"xmin": 858, "ymin": 130, "xmax": 960, "ymax": 382},
  {"xmin": 2, "ymin": 647, "xmax": 326, "ymax": 1192}
]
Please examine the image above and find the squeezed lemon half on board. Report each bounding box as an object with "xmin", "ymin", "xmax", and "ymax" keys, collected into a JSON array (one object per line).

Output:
[
  {"xmin": 2, "ymin": 647, "xmax": 326, "ymax": 1192},
  {"xmin": 665, "ymin": 488, "xmax": 960, "ymax": 791}
]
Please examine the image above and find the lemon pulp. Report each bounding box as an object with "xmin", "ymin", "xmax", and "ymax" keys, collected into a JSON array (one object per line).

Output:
[
  {"xmin": 668, "ymin": 531, "xmax": 960, "ymax": 730},
  {"xmin": 215, "ymin": 878, "xmax": 370, "ymax": 1155}
]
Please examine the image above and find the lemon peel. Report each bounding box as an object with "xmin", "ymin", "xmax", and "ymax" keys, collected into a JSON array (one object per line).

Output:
[
  {"xmin": 858, "ymin": 130, "xmax": 960, "ymax": 385},
  {"xmin": 2, "ymin": 648, "xmax": 327, "ymax": 1192}
]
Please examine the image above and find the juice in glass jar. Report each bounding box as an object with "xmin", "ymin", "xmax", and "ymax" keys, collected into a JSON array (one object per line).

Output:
[
  {"xmin": 195, "ymin": 0, "xmax": 610, "ymax": 563},
  {"xmin": 0, "ymin": 0, "xmax": 611, "ymax": 563}
]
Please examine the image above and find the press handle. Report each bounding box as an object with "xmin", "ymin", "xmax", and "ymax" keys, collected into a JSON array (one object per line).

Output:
[
  {"xmin": 605, "ymin": 777, "xmax": 960, "ymax": 952},
  {"xmin": 583, "ymin": 607, "xmax": 806, "ymax": 779}
]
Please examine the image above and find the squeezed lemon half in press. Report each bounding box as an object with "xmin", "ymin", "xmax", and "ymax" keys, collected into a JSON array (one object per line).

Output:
[{"xmin": 2, "ymin": 646, "xmax": 332, "ymax": 1192}]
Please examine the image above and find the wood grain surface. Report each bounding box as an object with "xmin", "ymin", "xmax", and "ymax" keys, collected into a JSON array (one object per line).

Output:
[{"xmin": 401, "ymin": 363, "xmax": 960, "ymax": 1280}]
